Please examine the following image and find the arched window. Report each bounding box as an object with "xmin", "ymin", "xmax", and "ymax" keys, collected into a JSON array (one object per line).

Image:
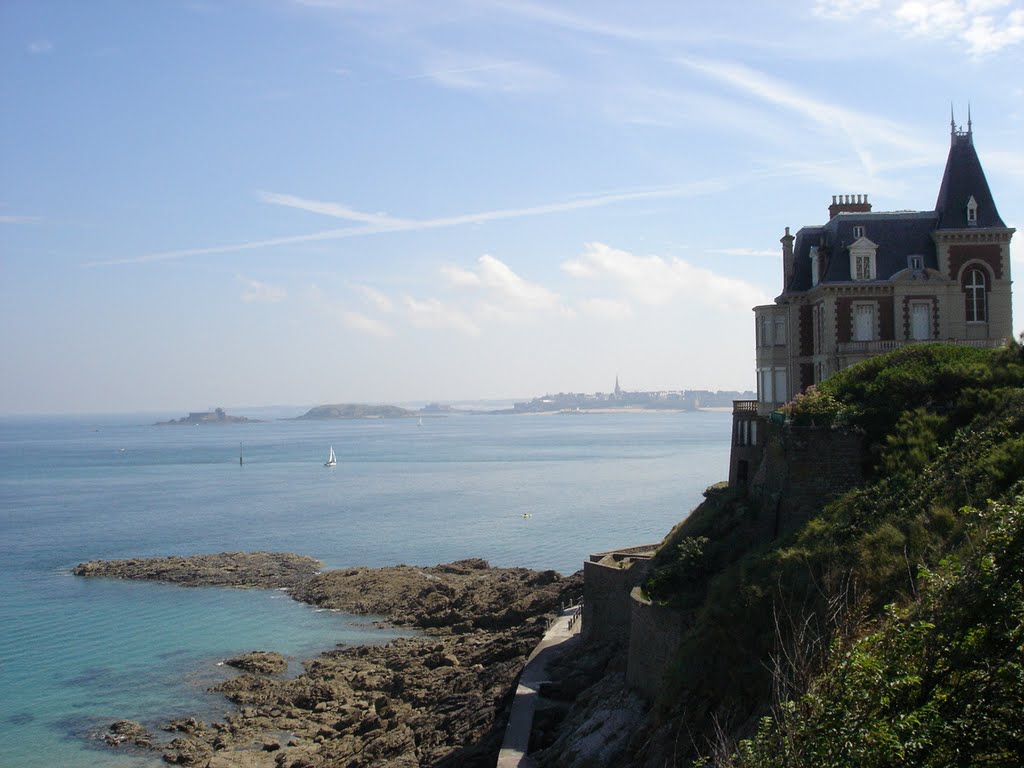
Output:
[{"xmin": 964, "ymin": 268, "xmax": 988, "ymax": 322}]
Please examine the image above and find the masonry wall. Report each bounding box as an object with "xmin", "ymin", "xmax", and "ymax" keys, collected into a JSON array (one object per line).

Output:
[
  {"xmin": 750, "ymin": 422, "xmax": 864, "ymax": 534},
  {"xmin": 583, "ymin": 554, "xmax": 652, "ymax": 647},
  {"xmin": 626, "ymin": 587, "xmax": 685, "ymax": 702}
]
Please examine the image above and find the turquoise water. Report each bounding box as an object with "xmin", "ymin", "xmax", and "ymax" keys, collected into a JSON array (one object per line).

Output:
[{"xmin": 0, "ymin": 410, "xmax": 731, "ymax": 766}]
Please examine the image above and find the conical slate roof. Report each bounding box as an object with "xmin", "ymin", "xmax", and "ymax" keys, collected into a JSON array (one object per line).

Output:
[{"xmin": 934, "ymin": 126, "xmax": 1006, "ymax": 229}]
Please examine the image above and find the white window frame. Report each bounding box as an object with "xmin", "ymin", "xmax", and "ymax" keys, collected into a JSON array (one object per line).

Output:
[
  {"xmin": 852, "ymin": 302, "xmax": 876, "ymax": 342},
  {"xmin": 966, "ymin": 195, "xmax": 978, "ymax": 226},
  {"xmin": 964, "ymin": 267, "xmax": 988, "ymax": 322},
  {"xmin": 758, "ymin": 367, "xmax": 772, "ymax": 404},
  {"xmin": 814, "ymin": 304, "xmax": 825, "ymax": 354},
  {"xmin": 773, "ymin": 315, "xmax": 787, "ymax": 346},
  {"xmin": 852, "ymin": 225, "xmax": 865, "ymax": 239},
  {"xmin": 773, "ymin": 367, "xmax": 788, "ymax": 404},
  {"xmin": 909, "ymin": 301, "xmax": 931, "ymax": 340},
  {"xmin": 909, "ymin": 255, "xmax": 923, "ymax": 271},
  {"xmin": 809, "ymin": 246, "xmax": 820, "ymax": 287},
  {"xmin": 849, "ymin": 238, "xmax": 877, "ymax": 281}
]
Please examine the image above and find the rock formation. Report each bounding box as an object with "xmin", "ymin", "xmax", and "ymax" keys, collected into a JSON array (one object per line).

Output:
[{"xmin": 75, "ymin": 553, "xmax": 582, "ymax": 767}]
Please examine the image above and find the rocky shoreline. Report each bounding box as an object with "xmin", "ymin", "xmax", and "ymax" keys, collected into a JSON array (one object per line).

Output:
[{"xmin": 74, "ymin": 552, "xmax": 581, "ymax": 767}]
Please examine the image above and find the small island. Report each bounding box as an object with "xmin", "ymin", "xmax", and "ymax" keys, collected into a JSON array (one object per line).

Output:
[
  {"xmin": 155, "ymin": 408, "xmax": 256, "ymax": 426},
  {"xmin": 294, "ymin": 403, "xmax": 417, "ymax": 420}
]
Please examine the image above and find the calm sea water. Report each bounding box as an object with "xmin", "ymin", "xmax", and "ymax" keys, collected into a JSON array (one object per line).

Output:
[{"xmin": 0, "ymin": 409, "xmax": 731, "ymax": 767}]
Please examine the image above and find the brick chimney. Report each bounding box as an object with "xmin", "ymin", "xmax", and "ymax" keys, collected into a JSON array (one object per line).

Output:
[
  {"xmin": 828, "ymin": 194, "xmax": 872, "ymax": 220},
  {"xmin": 781, "ymin": 226, "xmax": 795, "ymax": 291}
]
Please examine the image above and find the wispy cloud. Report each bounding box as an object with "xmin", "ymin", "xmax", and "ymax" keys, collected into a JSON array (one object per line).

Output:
[
  {"xmin": 239, "ymin": 276, "xmax": 286, "ymax": 303},
  {"xmin": 813, "ymin": 0, "xmax": 1024, "ymax": 55},
  {"xmin": 307, "ymin": 284, "xmax": 394, "ymax": 337},
  {"xmin": 91, "ymin": 178, "xmax": 744, "ymax": 266},
  {"xmin": 712, "ymin": 247, "xmax": 780, "ymax": 257},
  {"xmin": 402, "ymin": 296, "xmax": 480, "ymax": 337},
  {"xmin": 417, "ymin": 58, "xmax": 559, "ymax": 93},
  {"xmin": 677, "ymin": 56, "xmax": 940, "ymax": 179},
  {"xmin": 357, "ymin": 284, "xmax": 395, "ymax": 312},
  {"xmin": 257, "ymin": 191, "xmax": 412, "ymax": 227},
  {"xmin": 340, "ymin": 310, "xmax": 393, "ymax": 337},
  {"xmin": 0, "ymin": 214, "xmax": 41, "ymax": 224},
  {"xmin": 27, "ymin": 40, "xmax": 53, "ymax": 54},
  {"xmin": 442, "ymin": 254, "xmax": 562, "ymax": 312},
  {"xmin": 563, "ymin": 242, "xmax": 769, "ymax": 311}
]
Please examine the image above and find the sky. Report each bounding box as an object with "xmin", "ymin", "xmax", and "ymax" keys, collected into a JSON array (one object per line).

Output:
[{"xmin": 2, "ymin": 0, "xmax": 1023, "ymax": 415}]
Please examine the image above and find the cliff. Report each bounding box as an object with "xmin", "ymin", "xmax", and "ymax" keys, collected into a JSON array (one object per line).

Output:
[{"xmin": 536, "ymin": 340, "xmax": 1024, "ymax": 768}]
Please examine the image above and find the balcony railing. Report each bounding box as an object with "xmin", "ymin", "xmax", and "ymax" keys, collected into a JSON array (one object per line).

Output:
[
  {"xmin": 837, "ymin": 338, "xmax": 1006, "ymax": 354},
  {"xmin": 733, "ymin": 400, "xmax": 758, "ymax": 413}
]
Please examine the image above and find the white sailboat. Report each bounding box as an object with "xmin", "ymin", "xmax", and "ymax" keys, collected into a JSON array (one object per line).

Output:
[{"xmin": 324, "ymin": 446, "xmax": 337, "ymax": 467}]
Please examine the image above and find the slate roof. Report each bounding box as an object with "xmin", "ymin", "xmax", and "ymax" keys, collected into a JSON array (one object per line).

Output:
[
  {"xmin": 787, "ymin": 211, "xmax": 938, "ymax": 292},
  {"xmin": 935, "ymin": 131, "xmax": 1006, "ymax": 229},
  {"xmin": 782, "ymin": 124, "xmax": 1007, "ymax": 296}
]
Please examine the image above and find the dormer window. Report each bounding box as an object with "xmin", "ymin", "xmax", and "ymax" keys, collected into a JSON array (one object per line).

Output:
[
  {"xmin": 853, "ymin": 225, "xmax": 865, "ymax": 239},
  {"xmin": 809, "ymin": 246, "xmax": 820, "ymax": 287},
  {"xmin": 909, "ymin": 255, "xmax": 923, "ymax": 271},
  {"xmin": 966, "ymin": 195, "xmax": 978, "ymax": 226},
  {"xmin": 849, "ymin": 237, "xmax": 878, "ymax": 281}
]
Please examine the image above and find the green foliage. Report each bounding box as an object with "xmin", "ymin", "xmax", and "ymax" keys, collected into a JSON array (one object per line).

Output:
[
  {"xmin": 815, "ymin": 342, "xmax": 1024, "ymax": 451},
  {"xmin": 729, "ymin": 498, "xmax": 1024, "ymax": 768},
  {"xmin": 781, "ymin": 386, "xmax": 853, "ymax": 427},
  {"xmin": 640, "ymin": 344, "xmax": 1024, "ymax": 766}
]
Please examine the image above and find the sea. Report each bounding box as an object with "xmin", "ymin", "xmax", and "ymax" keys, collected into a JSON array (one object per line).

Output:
[{"xmin": 0, "ymin": 408, "xmax": 731, "ymax": 767}]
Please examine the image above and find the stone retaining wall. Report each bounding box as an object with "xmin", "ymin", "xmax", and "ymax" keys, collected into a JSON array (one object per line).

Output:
[
  {"xmin": 582, "ymin": 547, "xmax": 655, "ymax": 647},
  {"xmin": 625, "ymin": 587, "xmax": 685, "ymax": 702}
]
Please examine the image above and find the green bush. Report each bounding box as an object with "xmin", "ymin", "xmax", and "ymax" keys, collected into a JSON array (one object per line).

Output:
[{"xmin": 639, "ymin": 343, "xmax": 1024, "ymax": 766}]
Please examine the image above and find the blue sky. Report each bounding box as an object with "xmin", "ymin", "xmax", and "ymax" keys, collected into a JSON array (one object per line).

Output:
[{"xmin": 2, "ymin": 0, "xmax": 1023, "ymax": 414}]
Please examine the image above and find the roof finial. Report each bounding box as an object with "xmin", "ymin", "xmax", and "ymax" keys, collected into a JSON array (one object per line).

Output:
[
  {"xmin": 967, "ymin": 102, "xmax": 972, "ymax": 137},
  {"xmin": 950, "ymin": 102, "xmax": 956, "ymax": 137}
]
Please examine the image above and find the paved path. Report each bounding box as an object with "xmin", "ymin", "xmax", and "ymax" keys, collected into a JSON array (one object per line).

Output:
[{"xmin": 496, "ymin": 604, "xmax": 582, "ymax": 768}]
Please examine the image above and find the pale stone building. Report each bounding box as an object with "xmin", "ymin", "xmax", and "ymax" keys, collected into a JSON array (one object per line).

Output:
[{"xmin": 730, "ymin": 114, "xmax": 1014, "ymax": 488}]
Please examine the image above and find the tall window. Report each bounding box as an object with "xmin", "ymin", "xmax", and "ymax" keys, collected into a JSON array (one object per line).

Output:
[
  {"xmin": 854, "ymin": 253, "xmax": 874, "ymax": 280},
  {"xmin": 814, "ymin": 305, "xmax": 825, "ymax": 354},
  {"xmin": 853, "ymin": 304, "xmax": 875, "ymax": 341},
  {"xmin": 965, "ymin": 268, "xmax": 988, "ymax": 322},
  {"xmin": 809, "ymin": 246, "xmax": 820, "ymax": 287},
  {"xmin": 910, "ymin": 302, "xmax": 931, "ymax": 340},
  {"xmin": 853, "ymin": 225, "xmax": 865, "ymax": 239},
  {"xmin": 774, "ymin": 315, "xmax": 787, "ymax": 346},
  {"xmin": 849, "ymin": 239, "xmax": 877, "ymax": 281}
]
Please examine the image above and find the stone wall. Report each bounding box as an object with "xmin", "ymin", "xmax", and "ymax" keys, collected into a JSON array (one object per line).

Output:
[
  {"xmin": 582, "ymin": 548, "xmax": 655, "ymax": 647},
  {"xmin": 625, "ymin": 587, "xmax": 685, "ymax": 702},
  {"xmin": 750, "ymin": 421, "xmax": 864, "ymax": 535}
]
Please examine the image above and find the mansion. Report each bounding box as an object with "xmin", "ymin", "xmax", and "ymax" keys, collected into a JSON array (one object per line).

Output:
[{"xmin": 731, "ymin": 115, "xmax": 1014, "ymax": 488}]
